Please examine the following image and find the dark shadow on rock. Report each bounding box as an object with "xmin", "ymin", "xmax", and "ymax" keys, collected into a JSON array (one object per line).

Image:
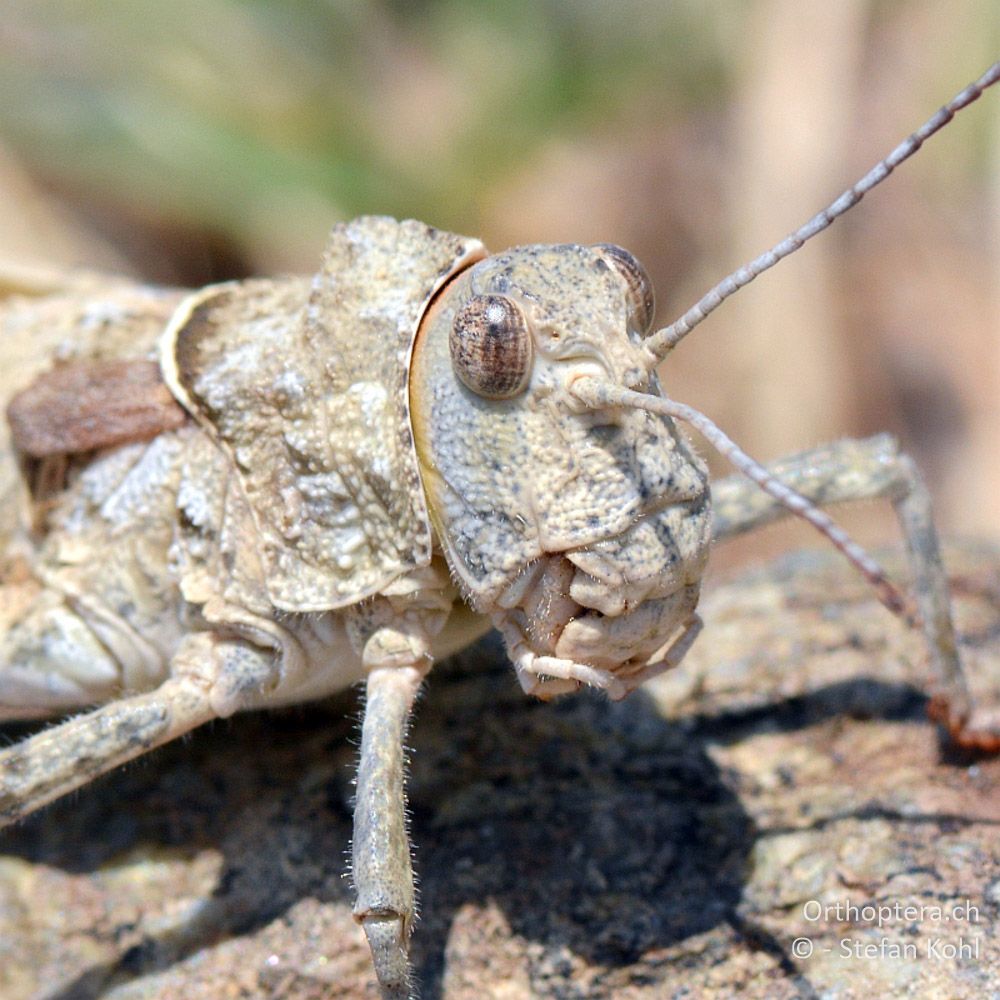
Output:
[
  {"xmin": 682, "ymin": 676, "xmax": 928, "ymax": 746},
  {"xmin": 2, "ymin": 697, "xmax": 361, "ymax": 999},
  {"xmin": 0, "ymin": 632, "xmax": 957, "ymax": 1000},
  {"xmin": 407, "ymin": 635, "xmax": 756, "ymax": 997}
]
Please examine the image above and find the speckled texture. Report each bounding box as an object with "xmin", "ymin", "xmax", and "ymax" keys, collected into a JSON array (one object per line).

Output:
[
  {"xmin": 411, "ymin": 243, "xmax": 709, "ymax": 607},
  {"xmin": 0, "ymin": 281, "xmax": 197, "ymax": 717},
  {"xmin": 0, "ymin": 277, "xmax": 185, "ymax": 555},
  {"xmin": 2, "ymin": 542, "xmax": 997, "ymax": 999},
  {"xmin": 0, "ymin": 222, "xmax": 485, "ymax": 731},
  {"xmin": 410, "ymin": 242, "xmax": 712, "ymax": 701},
  {"xmin": 161, "ymin": 218, "xmax": 484, "ymax": 612}
]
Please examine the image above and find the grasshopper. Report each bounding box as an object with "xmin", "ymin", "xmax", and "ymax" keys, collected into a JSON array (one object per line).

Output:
[{"xmin": 0, "ymin": 62, "xmax": 998, "ymax": 1000}]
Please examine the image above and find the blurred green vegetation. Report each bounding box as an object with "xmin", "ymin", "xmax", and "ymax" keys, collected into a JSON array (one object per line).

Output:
[
  {"xmin": 0, "ymin": 1, "xmax": 730, "ymax": 254},
  {"xmin": 1, "ymin": 1, "xmax": 999, "ymax": 541}
]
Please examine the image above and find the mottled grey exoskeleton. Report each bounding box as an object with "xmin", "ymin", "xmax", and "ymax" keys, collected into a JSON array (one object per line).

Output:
[{"xmin": 0, "ymin": 63, "xmax": 998, "ymax": 1000}]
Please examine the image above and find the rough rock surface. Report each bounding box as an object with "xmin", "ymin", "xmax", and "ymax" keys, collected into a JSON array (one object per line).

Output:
[{"xmin": 1, "ymin": 543, "xmax": 999, "ymax": 1000}]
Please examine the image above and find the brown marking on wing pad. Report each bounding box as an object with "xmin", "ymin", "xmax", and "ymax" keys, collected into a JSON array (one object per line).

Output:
[{"xmin": 7, "ymin": 359, "xmax": 187, "ymax": 458}]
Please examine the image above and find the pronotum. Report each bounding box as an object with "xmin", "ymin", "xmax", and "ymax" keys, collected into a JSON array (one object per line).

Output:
[{"xmin": 0, "ymin": 61, "xmax": 997, "ymax": 1000}]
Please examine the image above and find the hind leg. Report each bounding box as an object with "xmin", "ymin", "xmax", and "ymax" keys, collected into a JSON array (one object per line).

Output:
[
  {"xmin": 711, "ymin": 434, "xmax": 997, "ymax": 749},
  {"xmin": 0, "ymin": 629, "xmax": 277, "ymax": 826}
]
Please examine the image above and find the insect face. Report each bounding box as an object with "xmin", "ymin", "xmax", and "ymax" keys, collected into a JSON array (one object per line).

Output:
[{"xmin": 411, "ymin": 243, "xmax": 711, "ymax": 694}]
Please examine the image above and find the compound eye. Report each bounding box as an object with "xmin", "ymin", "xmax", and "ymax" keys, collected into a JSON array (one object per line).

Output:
[
  {"xmin": 594, "ymin": 243, "xmax": 655, "ymax": 336},
  {"xmin": 449, "ymin": 294, "xmax": 533, "ymax": 399}
]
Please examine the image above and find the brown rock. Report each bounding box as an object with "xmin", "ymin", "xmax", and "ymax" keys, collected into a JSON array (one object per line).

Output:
[{"xmin": 1, "ymin": 543, "xmax": 999, "ymax": 999}]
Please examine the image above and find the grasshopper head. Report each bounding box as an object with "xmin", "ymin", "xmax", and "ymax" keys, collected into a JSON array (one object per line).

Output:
[{"xmin": 410, "ymin": 243, "xmax": 711, "ymax": 696}]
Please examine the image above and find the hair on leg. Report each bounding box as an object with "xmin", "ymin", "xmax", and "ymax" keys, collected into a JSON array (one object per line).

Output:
[
  {"xmin": 352, "ymin": 663, "xmax": 425, "ymax": 1000},
  {"xmin": 0, "ymin": 631, "xmax": 278, "ymax": 826},
  {"xmin": 711, "ymin": 434, "xmax": 998, "ymax": 750}
]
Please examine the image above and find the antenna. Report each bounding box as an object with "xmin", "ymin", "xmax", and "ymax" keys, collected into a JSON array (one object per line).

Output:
[{"xmin": 643, "ymin": 60, "xmax": 1000, "ymax": 362}]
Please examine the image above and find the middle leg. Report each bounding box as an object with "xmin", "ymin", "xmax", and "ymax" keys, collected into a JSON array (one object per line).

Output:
[
  {"xmin": 0, "ymin": 630, "xmax": 279, "ymax": 827},
  {"xmin": 711, "ymin": 433, "xmax": 998, "ymax": 749}
]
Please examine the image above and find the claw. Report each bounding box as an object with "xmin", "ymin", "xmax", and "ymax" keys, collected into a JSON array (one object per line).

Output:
[
  {"xmin": 928, "ymin": 696, "xmax": 1000, "ymax": 753},
  {"xmin": 360, "ymin": 913, "xmax": 411, "ymax": 999}
]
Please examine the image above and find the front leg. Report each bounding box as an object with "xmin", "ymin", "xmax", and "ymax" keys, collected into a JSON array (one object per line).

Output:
[
  {"xmin": 353, "ymin": 662, "xmax": 425, "ymax": 1000},
  {"xmin": 347, "ymin": 598, "xmax": 447, "ymax": 1000},
  {"xmin": 711, "ymin": 434, "xmax": 998, "ymax": 750}
]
